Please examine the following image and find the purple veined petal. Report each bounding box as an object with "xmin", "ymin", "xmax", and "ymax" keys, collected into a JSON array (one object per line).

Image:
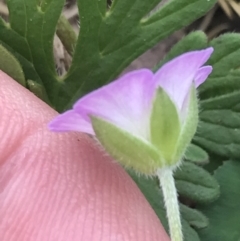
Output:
[
  {"xmin": 153, "ymin": 47, "xmax": 214, "ymax": 111},
  {"xmin": 48, "ymin": 110, "xmax": 94, "ymax": 135},
  {"xmin": 69, "ymin": 69, "xmax": 155, "ymax": 140},
  {"xmin": 194, "ymin": 66, "xmax": 213, "ymax": 87}
]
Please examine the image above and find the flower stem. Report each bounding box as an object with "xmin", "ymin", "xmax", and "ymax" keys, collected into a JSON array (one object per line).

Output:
[{"xmin": 157, "ymin": 168, "xmax": 183, "ymax": 241}]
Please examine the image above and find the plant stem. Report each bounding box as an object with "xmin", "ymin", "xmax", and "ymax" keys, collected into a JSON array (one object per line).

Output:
[
  {"xmin": 157, "ymin": 168, "xmax": 183, "ymax": 241},
  {"xmin": 56, "ymin": 15, "xmax": 77, "ymax": 56}
]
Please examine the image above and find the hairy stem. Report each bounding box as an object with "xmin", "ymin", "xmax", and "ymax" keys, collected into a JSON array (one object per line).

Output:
[{"xmin": 157, "ymin": 168, "xmax": 183, "ymax": 241}]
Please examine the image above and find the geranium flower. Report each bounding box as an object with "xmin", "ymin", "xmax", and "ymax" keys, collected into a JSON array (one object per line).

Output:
[
  {"xmin": 49, "ymin": 48, "xmax": 213, "ymax": 241},
  {"xmin": 49, "ymin": 48, "xmax": 213, "ymax": 174}
]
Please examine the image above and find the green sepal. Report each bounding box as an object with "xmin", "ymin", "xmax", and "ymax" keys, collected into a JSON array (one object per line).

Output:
[
  {"xmin": 0, "ymin": 44, "xmax": 25, "ymax": 86},
  {"xmin": 175, "ymin": 86, "xmax": 198, "ymax": 161},
  {"xmin": 150, "ymin": 87, "xmax": 181, "ymax": 165},
  {"xmin": 91, "ymin": 116, "xmax": 164, "ymax": 174}
]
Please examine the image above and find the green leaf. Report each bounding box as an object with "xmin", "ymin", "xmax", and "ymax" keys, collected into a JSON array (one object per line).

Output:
[
  {"xmin": 0, "ymin": 44, "xmax": 25, "ymax": 86},
  {"xmin": 198, "ymin": 161, "xmax": 240, "ymax": 241},
  {"xmin": 180, "ymin": 203, "xmax": 209, "ymax": 229},
  {"xmin": 3, "ymin": 0, "xmax": 65, "ymax": 106},
  {"xmin": 7, "ymin": 0, "xmax": 27, "ymax": 37},
  {"xmin": 27, "ymin": 80, "xmax": 50, "ymax": 103},
  {"xmin": 150, "ymin": 87, "xmax": 180, "ymax": 164},
  {"xmin": 153, "ymin": 31, "xmax": 208, "ymax": 71},
  {"xmin": 181, "ymin": 219, "xmax": 201, "ymax": 241},
  {"xmin": 206, "ymin": 34, "xmax": 240, "ymax": 79},
  {"xmin": 59, "ymin": 0, "xmax": 217, "ymax": 110},
  {"xmin": 194, "ymin": 33, "xmax": 240, "ymax": 159},
  {"xmin": 199, "ymin": 33, "xmax": 240, "ymax": 99},
  {"xmin": 1, "ymin": 0, "xmax": 216, "ymax": 111},
  {"xmin": 185, "ymin": 144, "xmax": 209, "ymax": 165},
  {"xmin": 174, "ymin": 162, "xmax": 220, "ymax": 204},
  {"xmin": 0, "ymin": 18, "xmax": 31, "ymax": 65},
  {"xmin": 91, "ymin": 116, "xmax": 163, "ymax": 174},
  {"xmin": 0, "ymin": 30, "xmax": 44, "ymax": 94}
]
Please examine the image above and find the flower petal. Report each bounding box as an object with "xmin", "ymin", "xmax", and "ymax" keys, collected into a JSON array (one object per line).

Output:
[
  {"xmin": 194, "ymin": 66, "xmax": 213, "ymax": 87},
  {"xmin": 73, "ymin": 69, "xmax": 155, "ymax": 139},
  {"xmin": 153, "ymin": 47, "xmax": 213, "ymax": 111},
  {"xmin": 48, "ymin": 110, "xmax": 94, "ymax": 135}
]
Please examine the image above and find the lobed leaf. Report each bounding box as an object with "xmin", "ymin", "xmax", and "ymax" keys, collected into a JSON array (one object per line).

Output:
[
  {"xmin": 3, "ymin": 0, "xmax": 65, "ymax": 106},
  {"xmin": 59, "ymin": 0, "xmax": 217, "ymax": 110},
  {"xmin": 195, "ymin": 34, "xmax": 240, "ymax": 159},
  {"xmin": 184, "ymin": 144, "xmax": 209, "ymax": 165},
  {"xmin": 180, "ymin": 203, "xmax": 209, "ymax": 229},
  {"xmin": 174, "ymin": 162, "xmax": 220, "ymax": 204},
  {"xmin": 0, "ymin": 0, "xmax": 217, "ymax": 111},
  {"xmin": 198, "ymin": 161, "xmax": 240, "ymax": 241}
]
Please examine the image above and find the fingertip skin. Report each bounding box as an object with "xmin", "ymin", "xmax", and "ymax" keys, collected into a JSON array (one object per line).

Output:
[{"xmin": 0, "ymin": 71, "xmax": 170, "ymax": 241}]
